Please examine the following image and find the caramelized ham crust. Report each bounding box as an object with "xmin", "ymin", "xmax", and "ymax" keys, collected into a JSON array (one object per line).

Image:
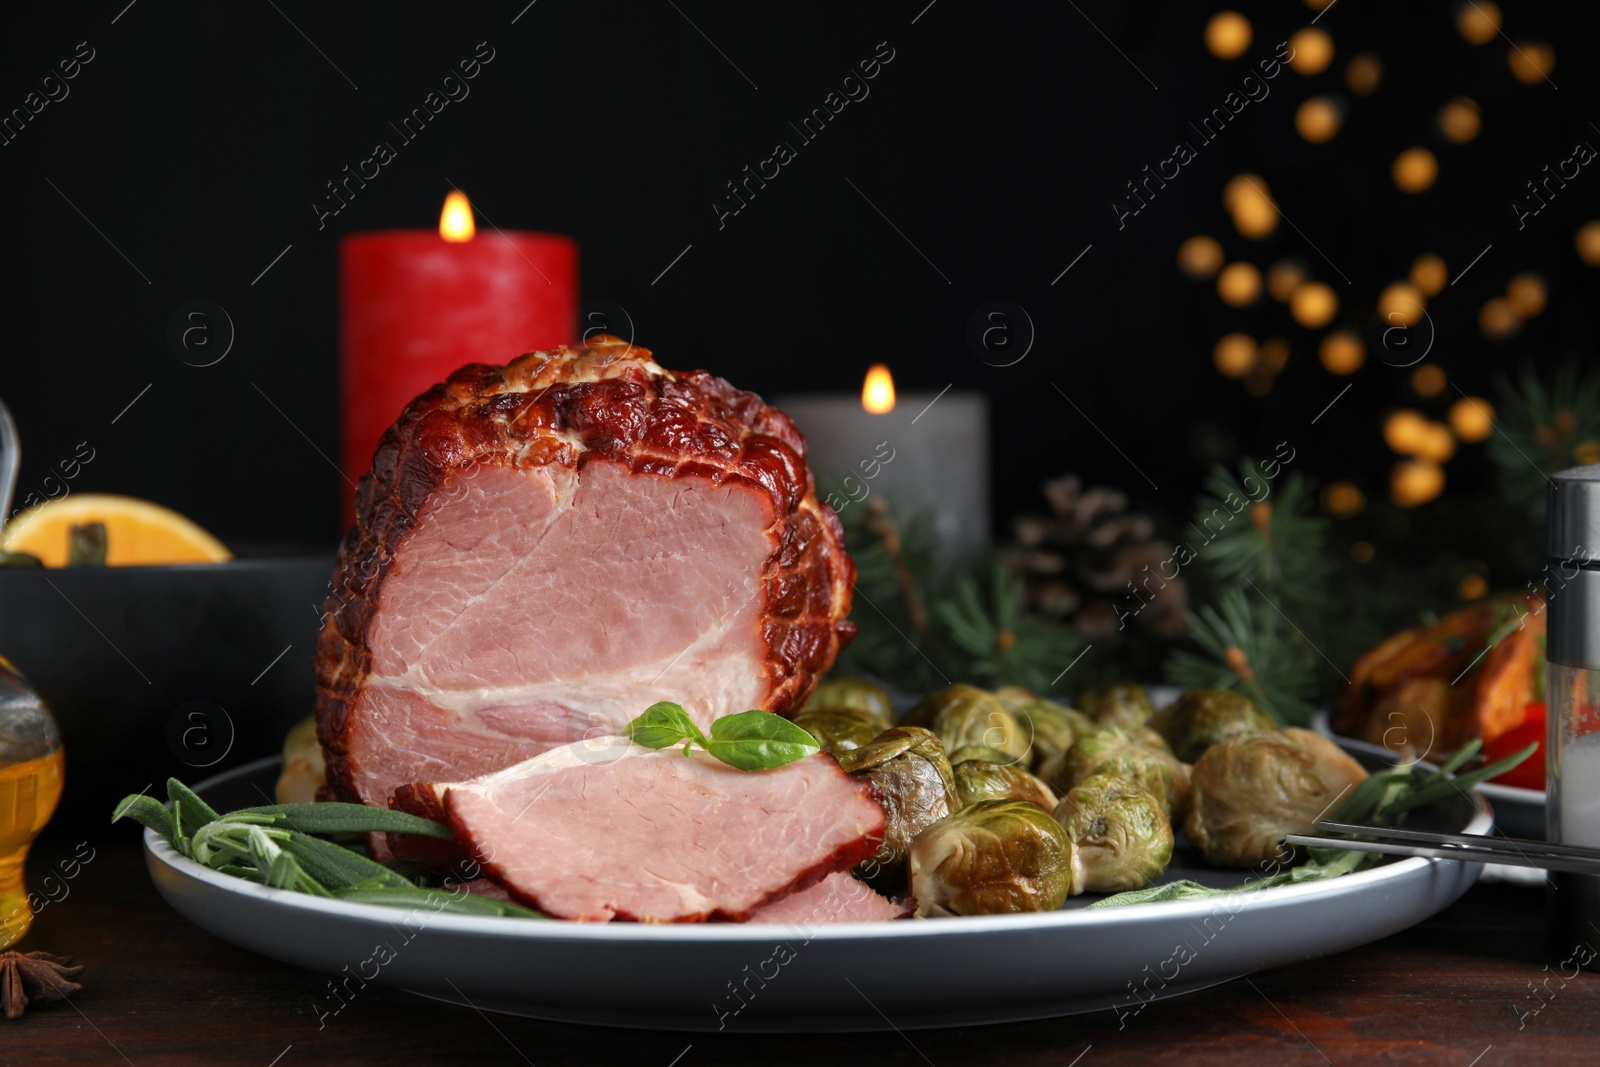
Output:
[{"xmin": 315, "ymin": 336, "xmax": 855, "ymax": 807}]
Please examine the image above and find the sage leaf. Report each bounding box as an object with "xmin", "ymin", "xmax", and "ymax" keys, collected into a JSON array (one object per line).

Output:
[
  {"xmin": 623, "ymin": 701, "xmax": 707, "ymax": 751},
  {"xmin": 331, "ymin": 885, "xmax": 545, "ymax": 919},
  {"xmin": 279, "ymin": 831, "xmax": 412, "ymax": 891},
  {"xmin": 111, "ymin": 794, "xmax": 178, "ymax": 844},
  {"xmin": 234, "ymin": 802, "xmax": 453, "ymax": 840},
  {"xmin": 167, "ymin": 778, "xmax": 221, "ymax": 838},
  {"xmin": 704, "ymin": 710, "xmax": 821, "ymax": 772}
]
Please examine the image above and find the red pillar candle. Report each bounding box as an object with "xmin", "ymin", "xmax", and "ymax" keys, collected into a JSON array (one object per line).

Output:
[{"xmin": 338, "ymin": 192, "xmax": 578, "ymax": 519}]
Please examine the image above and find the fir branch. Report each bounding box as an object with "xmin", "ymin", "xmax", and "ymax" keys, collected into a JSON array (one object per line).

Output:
[
  {"xmin": 1164, "ymin": 587, "xmax": 1318, "ymax": 724},
  {"xmin": 1191, "ymin": 460, "xmax": 1331, "ymax": 605},
  {"xmin": 936, "ymin": 564, "xmax": 1089, "ymax": 694},
  {"xmin": 1489, "ymin": 362, "xmax": 1600, "ymax": 515}
]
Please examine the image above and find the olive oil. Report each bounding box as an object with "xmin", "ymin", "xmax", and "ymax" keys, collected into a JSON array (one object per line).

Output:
[{"xmin": 0, "ymin": 748, "xmax": 65, "ymax": 949}]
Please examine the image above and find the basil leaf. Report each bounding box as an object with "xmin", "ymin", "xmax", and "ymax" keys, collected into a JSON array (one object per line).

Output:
[
  {"xmin": 704, "ymin": 710, "xmax": 821, "ymax": 771},
  {"xmin": 233, "ymin": 802, "xmax": 453, "ymax": 840},
  {"xmin": 623, "ymin": 701, "xmax": 707, "ymax": 751}
]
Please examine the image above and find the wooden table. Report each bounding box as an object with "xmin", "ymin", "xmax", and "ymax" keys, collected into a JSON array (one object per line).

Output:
[{"xmin": 7, "ymin": 835, "xmax": 1598, "ymax": 1066}]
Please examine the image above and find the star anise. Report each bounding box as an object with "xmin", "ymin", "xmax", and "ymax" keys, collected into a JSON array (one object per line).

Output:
[{"xmin": 1, "ymin": 951, "xmax": 84, "ymax": 1020}]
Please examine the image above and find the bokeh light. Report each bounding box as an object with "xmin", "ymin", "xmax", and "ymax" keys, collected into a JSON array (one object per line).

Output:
[
  {"xmin": 1218, "ymin": 262, "xmax": 1262, "ymax": 306},
  {"xmin": 1206, "ymin": 11, "xmax": 1253, "ymax": 60},
  {"xmin": 1393, "ymin": 148, "xmax": 1438, "ymax": 193},
  {"xmin": 1384, "ymin": 409, "xmax": 1431, "ymax": 455},
  {"xmin": 1295, "ymin": 97, "xmax": 1343, "ymax": 143},
  {"xmin": 1259, "ymin": 337, "xmax": 1290, "ymax": 373},
  {"xmin": 1458, "ymin": 574, "xmax": 1489, "ymax": 601},
  {"xmin": 1291, "ymin": 282, "xmax": 1339, "ymax": 328},
  {"xmin": 1410, "ymin": 253, "xmax": 1448, "ymax": 296},
  {"xmin": 1413, "ymin": 422, "xmax": 1456, "ymax": 464},
  {"xmin": 1289, "ymin": 28, "xmax": 1335, "ymax": 76},
  {"xmin": 1378, "ymin": 282, "xmax": 1425, "ymax": 326},
  {"xmin": 1178, "ymin": 235, "xmax": 1225, "ymax": 278},
  {"xmin": 1391, "ymin": 460, "xmax": 1446, "ymax": 507},
  {"xmin": 1351, "ymin": 541, "xmax": 1376, "ymax": 563},
  {"xmin": 1229, "ymin": 181, "xmax": 1279, "ymax": 239},
  {"xmin": 1456, "ymin": 1, "xmax": 1501, "ymax": 46},
  {"xmin": 1268, "ymin": 260, "xmax": 1307, "ymax": 303},
  {"xmin": 1506, "ymin": 273, "xmax": 1547, "ymax": 318},
  {"xmin": 1411, "ymin": 364, "xmax": 1447, "ymax": 397},
  {"xmin": 1214, "ymin": 333, "xmax": 1257, "ymax": 378},
  {"xmin": 1437, "ymin": 97, "xmax": 1481, "ymax": 144},
  {"xmin": 1479, "ymin": 297, "xmax": 1520, "ymax": 339},
  {"xmin": 1448, "ymin": 397, "xmax": 1495, "ymax": 442},
  {"xmin": 1321, "ymin": 481, "xmax": 1365, "ymax": 517},
  {"xmin": 1578, "ymin": 221, "xmax": 1600, "ymax": 266},
  {"xmin": 1346, "ymin": 53, "xmax": 1383, "ymax": 96},
  {"xmin": 1508, "ymin": 41, "xmax": 1556, "ymax": 85},
  {"xmin": 1319, "ymin": 330, "xmax": 1366, "ymax": 375}
]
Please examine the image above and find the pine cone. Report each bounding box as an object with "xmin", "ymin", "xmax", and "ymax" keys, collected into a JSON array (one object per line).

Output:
[{"xmin": 1009, "ymin": 475, "xmax": 1188, "ymax": 642}]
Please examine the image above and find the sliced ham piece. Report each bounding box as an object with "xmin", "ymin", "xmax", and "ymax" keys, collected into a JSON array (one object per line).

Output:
[
  {"xmin": 411, "ymin": 737, "xmax": 885, "ymax": 922},
  {"xmin": 743, "ymin": 872, "xmax": 912, "ymax": 924},
  {"xmin": 315, "ymin": 336, "xmax": 856, "ymax": 807}
]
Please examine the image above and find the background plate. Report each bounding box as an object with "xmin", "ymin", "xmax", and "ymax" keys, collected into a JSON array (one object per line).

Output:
[{"xmin": 144, "ymin": 755, "xmax": 1492, "ymax": 1032}]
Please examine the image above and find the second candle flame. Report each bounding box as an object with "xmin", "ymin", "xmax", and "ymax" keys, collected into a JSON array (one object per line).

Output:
[
  {"xmin": 440, "ymin": 190, "xmax": 475, "ymax": 242},
  {"xmin": 862, "ymin": 364, "xmax": 896, "ymax": 414}
]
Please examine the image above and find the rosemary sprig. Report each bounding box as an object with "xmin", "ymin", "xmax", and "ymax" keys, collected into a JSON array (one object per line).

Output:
[{"xmin": 113, "ymin": 779, "xmax": 543, "ymax": 919}]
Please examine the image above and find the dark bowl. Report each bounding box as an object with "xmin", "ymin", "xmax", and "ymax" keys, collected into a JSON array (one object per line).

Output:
[{"xmin": 0, "ymin": 556, "xmax": 333, "ymax": 833}]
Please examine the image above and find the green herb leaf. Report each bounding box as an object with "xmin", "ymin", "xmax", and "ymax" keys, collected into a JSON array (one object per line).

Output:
[
  {"xmin": 704, "ymin": 710, "xmax": 821, "ymax": 772},
  {"xmin": 623, "ymin": 701, "xmax": 707, "ymax": 752},
  {"xmin": 331, "ymin": 885, "xmax": 544, "ymax": 918},
  {"xmin": 279, "ymin": 831, "xmax": 413, "ymax": 891},
  {"xmin": 233, "ymin": 802, "xmax": 453, "ymax": 840},
  {"xmin": 111, "ymin": 794, "xmax": 178, "ymax": 843},
  {"xmin": 167, "ymin": 778, "xmax": 221, "ymax": 838}
]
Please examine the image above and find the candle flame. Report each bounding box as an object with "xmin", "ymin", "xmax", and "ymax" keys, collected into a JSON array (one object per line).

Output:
[
  {"xmin": 440, "ymin": 190, "xmax": 475, "ymax": 242},
  {"xmin": 862, "ymin": 364, "xmax": 896, "ymax": 414}
]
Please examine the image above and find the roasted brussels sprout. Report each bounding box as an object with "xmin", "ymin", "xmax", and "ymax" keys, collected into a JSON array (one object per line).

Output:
[
  {"xmin": 1078, "ymin": 684, "xmax": 1158, "ymax": 733},
  {"xmin": 1010, "ymin": 698, "xmax": 1099, "ymax": 774},
  {"xmin": 803, "ymin": 676, "xmax": 895, "ymax": 733},
  {"xmin": 836, "ymin": 726, "xmax": 960, "ymax": 890},
  {"xmin": 1185, "ymin": 727, "xmax": 1369, "ymax": 869},
  {"xmin": 949, "ymin": 744, "xmax": 1013, "ymax": 765},
  {"xmin": 906, "ymin": 685, "xmax": 1030, "ymax": 764},
  {"xmin": 790, "ymin": 706, "xmax": 881, "ymax": 755},
  {"xmin": 1049, "ymin": 730, "xmax": 1190, "ymax": 820},
  {"xmin": 909, "ymin": 800, "xmax": 1075, "ymax": 916},
  {"xmin": 953, "ymin": 760, "xmax": 1058, "ymax": 810},
  {"xmin": 1149, "ymin": 688, "xmax": 1276, "ymax": 763},
  {"xmin": 1054, "ymin": 773, "xmax": 1173, "ymax": 894}
]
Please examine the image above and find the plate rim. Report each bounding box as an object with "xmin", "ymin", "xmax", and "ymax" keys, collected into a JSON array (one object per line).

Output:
[{"xmin": 145, "ymin": 754, "xmax": 1494, "ymax": 943}]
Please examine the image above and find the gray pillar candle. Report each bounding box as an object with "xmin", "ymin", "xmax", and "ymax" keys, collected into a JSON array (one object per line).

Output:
[{"xmin": 775, "ymin": 386, "xmax": 990, "ymax": 558}]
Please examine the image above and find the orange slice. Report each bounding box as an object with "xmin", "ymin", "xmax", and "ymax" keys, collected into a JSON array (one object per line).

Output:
[{"xmin": 3, "ymin": 494, "xmax": 232, "ymax": 566}]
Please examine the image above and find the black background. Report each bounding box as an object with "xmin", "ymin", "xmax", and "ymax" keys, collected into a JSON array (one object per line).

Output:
[{"xmin": 3, "ymin": 0, "xmax": 1598, "ymax": 551}]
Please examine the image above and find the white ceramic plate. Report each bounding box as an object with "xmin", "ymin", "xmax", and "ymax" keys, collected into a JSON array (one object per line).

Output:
[
  {"xmin": 143, "ymin": 755, "xmax": 1492, "ymax": 1032},
  {"xmin": 1311, "ymin": 709, "xmax": 1546, "ymax": 840}
]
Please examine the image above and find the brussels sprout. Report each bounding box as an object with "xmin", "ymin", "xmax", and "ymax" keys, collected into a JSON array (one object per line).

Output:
[
  {"xmin": 1185, "ymin": 727, "xmax": 1370, "ymax": 869},
  {"xmin": 1149, "ymin": 688, "xmax": 1276, "ymax": 763},
  {"xmin": 837, "ymin": 726, "xmax": 960, "ymax": 891},
  {"xmin": 1049, "ymin": 730, "xmax": 1190, "ymax": 820},
  {"xmin": 804, "ymin": 676, "xmax": 895, "ymax": 733},
  {"xmin": 949, "ymin": 744, "xmax": 1013, "ymax": 765},
  {"xmin": 992, "ymin": 684, "xmax": 1038, "ymax": 707},
  {"xmin": 953, "ymin": 760, "xmax": 1058, "ymax": 810},
  {"xmin": 906, "ymin": 685, "xmax": 1030, "ymax": 764},
  {"xmin": 790, "ymin": 706, "xmax": 881, "ymax": 755},
  {"xmin": 1053, "ymin": 773, "xmax": 1173, "ymax": 894},
  {"xmin": 1078, "ymin": 684, "xmax": 1158, "ymax": 733},
  {"xmin": 909, "ymin": 800, "xmax": 1075, "ymax": 917},
  {"xmin": 1010, "ymin": 698, "xmax": 1099, "ymax": 774}
]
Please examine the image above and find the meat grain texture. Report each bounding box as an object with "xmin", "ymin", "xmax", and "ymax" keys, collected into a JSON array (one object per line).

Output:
[{"xmin": 316, "ymin": 336, "xmax": 856, "ymax": 807}]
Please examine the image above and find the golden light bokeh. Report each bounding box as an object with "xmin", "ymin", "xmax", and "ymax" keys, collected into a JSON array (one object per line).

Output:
[
  {"xmin": 1291, "ymin": 281, "xmax": 1339, "ymax": 328},
  {"xmin": 1577, "ymin": 440, "xmax": 1600, "ymax": 466},
  {"xmin": 1223, "ymin": 173, "xmax": 1268, "ymax": 212},
  {"xmin": 1295, "ymin": 97, "xmax": 1343, "ymax": 144},
  {"xmin": 1303, "ymin": 0, "xmax": 1336, "ymax": 12},
  {"xmin": 1437, "ymin": 97, "xmax": 1481, "ymax": 144},
  {"xmin": 1413, "ymin": 422, "xmax": 1457, "ymax": 464},
  {"xmin": 1351, "ymin": 540, "xmax": 1375, "ymax": 563},
  {"xmin": 1456, "ymin": 1, "xmax": 1501, "ymax": 46},
  {"xmin": 1243, "ymin": 372, "xmax": 1275, "ymax": 398},
  {"xmin": 1578, "ymin": 221, "xmax": 1600, "ymax": 266},
  {"xmin": 1448, "ymin": 396, "xmax": 1495, "ymax": 442},
  {"xmin": 1393, "ymin": 147, "xmax": 1438, "ymax": 194},
  {"xmin": 1321, "ymin": 481, "xmax": 1365, "ymax": 517},
  {"xmin": 1268, "ymin": 260, "xmax": 1307, "ymax": 303},
  {"xmin": 1391, "ymin": 460, "xmax": 1446, "ymax": 507},
  {"xmin": 1289, "ymin": 28, "xmax": 1335, "ymax": 76},
  {"xmin": 1458, "ymin": 574, "xmax": 1489, "ymax": 601},
  {"xmin": 1228, "ymin": 180, "xmax": 1279, "ymax": 239},
  {"xmin": 1411, "ymin": 363, "xmax": 1447, "ymax": 398},
  {"xmin": 1178, "ymin": 234, "xmax": 1226, "ymax": 278},
  {"xmin": 1479, "ymin": 297, "xmax": 1521, "ymax": 339},
  {"xmin": 1213, "ymin": 333, "xmax": 1257, "ymax": 379},
  {"xmin": 1346, "ymin": 52, "xmax": 1383, "ymax": 96},
  {"xmin": 1217, "ymin": 261, "xmax": 1263, "ymax": 306},
  {"xmin": 1259, "ymin": 337, "xmax": 1290, "ymax": 373},
  {"xmin": 1383, "ymin": 409, "xmax": 1432, "ymax": 455},
  {"xmin": 1410, "ymin": 253, "xmax": 1448, "ymax": 296},
  {"xmin": 1378, "ymin": 281, "xmax": 1426, "ymax": 326},
  {"xmin": 1319, "ymin": 330, "xmax": 1366, "ymax": 375},
  {"xmin": 1205, "ymin": 11, "xmax": 1253, "ymax": 60},
  {"xmin": 1506, "ymin": 273, "xmax": 1547, "ymax": 318},
  {"xmin": 1508, "ymin": 41, "xmax": 1556, "ymax": 85}
]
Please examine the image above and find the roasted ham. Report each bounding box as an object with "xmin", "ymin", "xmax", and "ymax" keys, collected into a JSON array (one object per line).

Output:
[
  {"xmin": 315, "ymin": 336, "xmax": 856, "ymax": 807},
  {"xmin": 408, "ymin": 737, "xmax": 886, "ymax": 922},
  {"xmin": 743, "ymin": 871, "xmax": 912, "ymax": 924}
]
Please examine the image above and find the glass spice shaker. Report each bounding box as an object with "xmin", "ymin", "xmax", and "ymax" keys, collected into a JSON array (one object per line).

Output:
[
  {"xmin": 1544, "ymin": 463, "xmax": 1600, "ymax": 968},
  {"xmin": 0, "ymin": 656, "xmax": 65, "ymax": 949}
]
